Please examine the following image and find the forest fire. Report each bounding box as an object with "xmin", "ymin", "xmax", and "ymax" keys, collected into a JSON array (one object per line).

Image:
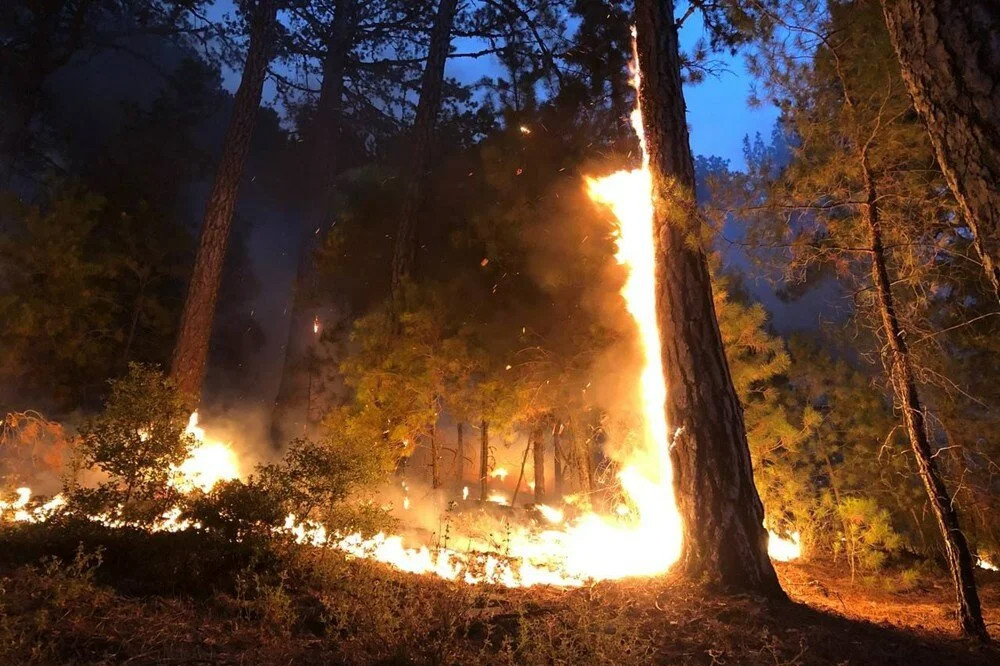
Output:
[{"xmin": 0, "ymin": 52, "xmax": 800, "ymax": 589}]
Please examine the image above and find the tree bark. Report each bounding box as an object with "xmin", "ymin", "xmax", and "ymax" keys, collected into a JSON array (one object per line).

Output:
[
  {"xmin": 552, "ymin": 421, "xmax": 563, "ymax": 496},
  {"xmin": 456, "ymin": 422, "xmax": 465, "ymax": 483},
  {"xmin": 169, "ymin": 0, "xmax": 277, "ymax": 401},
  {"xmin": 389, "ymin": 0, "xmax": 458, "ymax": 310},
  {"xmin": 634, "ymin": 0, "xmax": 783, "ymax": 598},
  {"xmin": 479, "ymin": 419, "xmax": 489, "ymax": 501},
  {"xmin": 861, "ymin": 154, "xmax": 988, "ymax": 640},
  {"xmin": 531, "ymin": 422, "xmax": 546, "ymax": 503},
  {"xmin": 881, "ymin": 0, "xmax": 1000, "ymax": 301},
  {"xmin": 270, "ymin": 0, "xmax": 357, "ymax": 445},
  {"xmin": 429, "ymin": 422, "xmax": 440, "ymax": 489}
]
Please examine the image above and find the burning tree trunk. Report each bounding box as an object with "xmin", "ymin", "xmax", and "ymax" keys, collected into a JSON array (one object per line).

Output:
[
  {"xmin": 531, "ymin": 423, "xmax": 546, "ymax": 503},
  {"xmin": 389, "ymin": 0, "xmax": 458, "ymax": 310},
  {"xmin": 479, "ymin": 420, "xmax": 489, "ymax": 501},
  {"xmin": 881, "ymin": 0, "xmax": 1000, "ymax": 301},
  {"xmin": 271, "ymin": 0, "xmax": 357, "ymax": 444},
  {"xmin": 633, "ymin": 0, "xmax": 783, "ymax": 597},
  {"xmin": 861, "ymin": 154, "xmax": 988, "ymax": 640},
  {"xmin": 456, "ymin": 422, "xmax": 465, "ymax": 483},
  {"xmin": 170, "ymin": 0, "xmax": 278, "ymax": 401}
]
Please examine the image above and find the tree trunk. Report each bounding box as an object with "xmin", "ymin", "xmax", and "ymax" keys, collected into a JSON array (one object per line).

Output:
[
  {"xmin": 479, "ymin": 419, "xmax": 489, "ymax": 501},
  {"xmin": 634, "ymin": 0, "xmax": 783, "ymax": 598},
  {"xmin": 552, "ymin": 421, "xmax": 563, "ymax": 497},
  {"xmin": 270, "ymin": 0, "xmax": 357, "ymax": 445},
  {"xmin": 389, "ymin": 0, "xmax": 458, "ymax": 309},
  {"xmin": 881, "ymin": 0, "xmax": 1000, "ymax": 301},
  {"xmin": 456, "ymin": 422, "xmax": 465, "ymax": 483},
  {"xmin": 861, "ymin": 155, "xmax": 988, "ymax": 640},
  {"xmin": 430, "ymin": 422, "xmax": 440, "ymax": 489},
  {"xmin": 169, "ymin": 0, "xmax": 277, "ymax": 401},
  {"xmin": 532, "ymin": 423, "xmax": 546, "ymax": 503}
]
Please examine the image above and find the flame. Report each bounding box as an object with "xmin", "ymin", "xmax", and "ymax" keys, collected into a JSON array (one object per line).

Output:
[
  {"xmin": 462, "ymin": 486, "xmax": 469, "ymax": 500},
  {"xmin": 978, "ymin": 558, "xmax": 998, "ymax": 572},
  {"xmin": 767, "ymin": 531, "xmax": 801, "ymax": 562},
  {"xmin": 536, "ymin": 504, "xmax": 564, "ymax": 524},
  {"xmin": 487, "ymin": 492, "xmax": 509, "ymax": 505},
  {"xmin": 172, "ymin": 412, "xmax": 240, "ymax": 492},
  {"xmin": 490, "ymin": 467, "xmax": 509, "ymax": 481}
]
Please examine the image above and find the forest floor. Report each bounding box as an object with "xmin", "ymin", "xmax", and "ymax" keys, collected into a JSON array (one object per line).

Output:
[{"xmin": 0, "ymin": 522, "xmax": 998, "ymax": 665}]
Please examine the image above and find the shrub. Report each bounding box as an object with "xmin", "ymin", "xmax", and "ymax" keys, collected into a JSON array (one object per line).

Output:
[
  {"xmin": 183, "ymin": 477, "xmax": 287, "ymax": 541},
  {"xmin": 258, "ymin": 437, "xmax": 394, "ymax": 528},
  {"xmin": 68, "ymin": 363, "xmax": 194, "ymax": 524}
]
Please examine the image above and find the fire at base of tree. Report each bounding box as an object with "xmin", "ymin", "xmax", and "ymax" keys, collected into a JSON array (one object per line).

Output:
[{"xmin": 2, "ymin": 0, "xmax": 1000, "ymax": 662}]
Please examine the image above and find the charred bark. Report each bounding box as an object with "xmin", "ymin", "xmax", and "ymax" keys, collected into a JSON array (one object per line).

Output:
[
  {"xmin": 861, "ymin": 155, "xmax": 988, "ymax": 640},
  {"xmin": 479, "ymin": 420, "xmax": 489, "ymax": 501},
  {"xmin": 634, "ymin": 0, "xmax": 783, "ymax": 598},
  {"xmin": 389, "ymin": 0, "xmax": 458, "ymax": 310},
  {"xmin": 170, "ymin": 0, "xmax": 277, "ymax": 402},
  {"xmin": 881, "ymin": 0, "xmax": 1000, "ymax": 301},
  {"xmin": 270, "ymin": 0, "xmax": 357, "ymax": 444}
]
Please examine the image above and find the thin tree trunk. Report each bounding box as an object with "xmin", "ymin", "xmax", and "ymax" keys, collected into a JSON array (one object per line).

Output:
[
  {"xmin": 552, "ymin": 421, "xmax": 563, "ymax": 497},
  {"xmin": 634, "ymin": 0, "xmax": 783, "ymax": 597},
  {"xmin": 271, "ymin": 0, "xmax": 357, "ymax": 445},
  {"xmin": 430, "ymin": 422, "xmax": 440, "ymax": 489},
  {"xmin": 881, "ymin": 0, "xmax": 1000, "ymax": 301},
  {"xmin": 122, "ymin": 273, "xmax": 147, "ymax": 364},
  {"xmin": 861, "ymin": 154, "xmax": 988, "ymax": 639},
  {"xmin": 511, "ymin": 431, "xmax": 532, "ymax": 507},
  {"xmin": 579, "ymin": 432, "xmax": 595, "ymax": 494},
  {"xmin": 169, "ymin": 0, "xmax": 277, "ymax": 401},
  {"xmin": 479, "ymin": 419, "xmax": 489, "ymax": 501},
  {"xmin": 456, "ymin": 422, "xmax": 465, "ymax": 483},
  {"xmin": 532, "ymin": 422, "xmax": 546, "ymax": 503},
  {"xmin": 389, "ymin": 0, "xmax": 458, "ymax": 310}
]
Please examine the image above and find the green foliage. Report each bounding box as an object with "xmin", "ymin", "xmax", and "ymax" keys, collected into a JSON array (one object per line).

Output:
[
  {"xmin": 836, "ymin": 497, "xmax": 905, "ymax": 581},
  {"xmin": 254, "ymin": 435, "xmax": 396, "ymax": 540},
  {"xmin": 183, "ymin": 477, "xmax": 287, "ymax": 541},
  {"xmin": 0, "ymin": 190, "xmax": 117, "ymax": 407},
  {"xmin": 734, "ymin": 0, "xmax": 1000, "ymax": 567},
  {"xmin": 69, "ymin": 363, "xmax": 194, "ymax": 523}
]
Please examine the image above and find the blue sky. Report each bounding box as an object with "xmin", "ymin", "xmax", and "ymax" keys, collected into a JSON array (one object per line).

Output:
[
  {"xmin": 444, "ymin": 8, "xmax": 779, "ymax": 170},
  {"xmin": 210, "ymin": 1, "xmax": 777, "ymax": 171}
]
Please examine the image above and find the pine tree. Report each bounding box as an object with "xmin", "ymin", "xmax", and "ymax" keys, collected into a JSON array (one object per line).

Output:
[
  {"xmin": 170, "ymin": 0, "xmax": 279, "ymax": 402},
  {"xmin": 634, "ymin": 0, "xmax": 783, "ymax": 596}
]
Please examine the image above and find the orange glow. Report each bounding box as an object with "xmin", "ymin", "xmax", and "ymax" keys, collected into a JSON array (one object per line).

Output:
[{"xmin": 172, "ymin": 412, "xmax": 241, "ymax": 492}]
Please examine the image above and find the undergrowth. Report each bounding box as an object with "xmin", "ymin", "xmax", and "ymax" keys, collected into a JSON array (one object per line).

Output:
[{"xmin": 0, "ymin": 521, "xmax": 997, "ymax": 665}]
